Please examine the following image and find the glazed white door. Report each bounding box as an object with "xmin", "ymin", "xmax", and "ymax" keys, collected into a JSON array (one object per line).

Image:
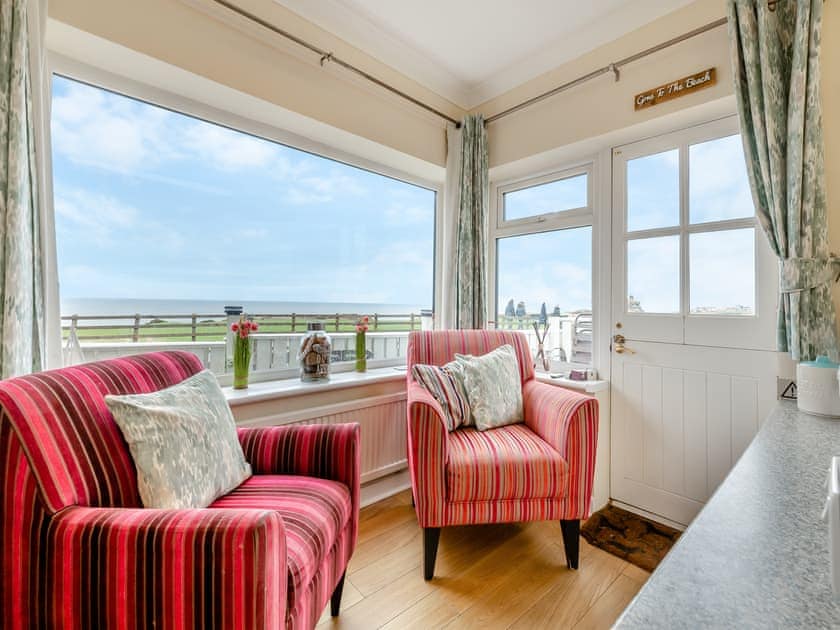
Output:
[{"xmin": 610, "ymin": 117, "xmax": 778, "ymax": 526}]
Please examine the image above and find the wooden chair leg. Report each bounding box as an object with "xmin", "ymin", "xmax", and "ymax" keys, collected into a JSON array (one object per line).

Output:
[
  {"xmin": 560, "ymin": 519, "xmax": 581, "ymax": 570},
  {"xmin": 423, "ymin": 527, "xmax": 441, "ymax": 580},
  {"xmin": 330, "ymin": 571, "xmax": 346, "ymax": 617}
]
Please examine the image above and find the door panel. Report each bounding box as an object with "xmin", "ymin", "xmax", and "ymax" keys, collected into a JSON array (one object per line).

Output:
[{"xmin": 611, "ymin": 341, "xmax": 776, "ymax": 525}]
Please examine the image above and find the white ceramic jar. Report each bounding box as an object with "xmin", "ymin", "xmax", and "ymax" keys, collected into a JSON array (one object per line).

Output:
[{"xmin": 797, "ymin": 356, "xmax": 840, "ymax": 417}]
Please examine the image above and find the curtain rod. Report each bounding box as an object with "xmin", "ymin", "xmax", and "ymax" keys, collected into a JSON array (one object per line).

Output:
[
  {"xmin": 485, "ymin": 17, "xmax": 728, "ymax": 125},
  {"xmin": 208, "ymin": 0, "xmax": 460, "ymax": 126}
]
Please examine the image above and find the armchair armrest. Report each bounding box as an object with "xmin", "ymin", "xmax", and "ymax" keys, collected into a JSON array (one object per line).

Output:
[
  {"xmin": 238, "ymin": 423, "xmax": 359, "ymax": 495},
  {"xmin": 406, "ymin": 382, "xmax": 450, "ymax": 527},
  {"xmin": 522, "ymin": 380, "xmax": 599, "ymax": 520},
  {"xmin": 238, "ymin": 423, "xmax": 360, "ymax": 546},
  {"xmin": 50, "ymin": 506, "xmax": 286, "ymax": 629}
]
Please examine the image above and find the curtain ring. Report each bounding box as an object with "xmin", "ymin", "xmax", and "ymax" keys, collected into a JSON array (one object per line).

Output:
[
  {"xmin": 768, "ymin": 0, "xmax": 778, "ymax": 11},
  {"xmin": 608, "ymin": 63, "xmax": 620, "ymax": 82},
  {"xmin": 320, "ymin": 52, "xmax": 333, "ymax": 67}
]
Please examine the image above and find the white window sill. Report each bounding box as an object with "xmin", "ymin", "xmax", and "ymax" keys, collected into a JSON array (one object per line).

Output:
[
  {"xmin": 535, "ymin": 373, "xmax": 608, "ymax": 394},
  {"xmin": 222, "ymin": 366, "xmax": 407, "ymax": 406}
]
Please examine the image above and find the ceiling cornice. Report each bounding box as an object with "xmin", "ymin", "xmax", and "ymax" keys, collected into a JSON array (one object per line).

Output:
[{"xmin": 273, "ymin": 0, "xmax": 698, "ymax": 110}]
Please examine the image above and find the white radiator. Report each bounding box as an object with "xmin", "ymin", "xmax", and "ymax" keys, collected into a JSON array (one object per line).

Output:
[{"xmin": 236, "ymin": 393, "xmax": 407, "ymax": 484}]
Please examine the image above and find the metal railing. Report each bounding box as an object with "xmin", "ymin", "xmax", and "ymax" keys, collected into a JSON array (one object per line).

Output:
[
  {"xmin": 60, "ymin": 310, "xmax": 428, "ymax": 378},
  {"xmin": 496, "ymin": 311, "xmax": 592, "ymax": 366},
  {"xmin": 61, "ymin": 311, "xmax": 424, "ymax": 343}
]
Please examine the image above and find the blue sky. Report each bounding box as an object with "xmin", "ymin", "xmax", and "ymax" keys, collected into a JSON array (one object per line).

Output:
[{"xmin": 50, "ymin": 76, "xmax": 435, "ymax": 307}]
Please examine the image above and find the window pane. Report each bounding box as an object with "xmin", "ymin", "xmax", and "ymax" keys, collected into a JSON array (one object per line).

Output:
[
  {"xmin": 627, "ymin": 149, "xmax": 679, "ymax": 231},
  {"xmin": 690, "ymin": 228, "xmax": 755, "ymax": 315},
  {"xmin": 51, "ymin": 76, "xmax": 435, "ymax": 356},
  {"xmin": 689, "ymin": 134, "xmax": 754, "ymax": 224},
  {"xmin": 496, "ymin": 227, "xmax": 592, "ymax": 365},
  {"xmin": 627, "ymin": 235, "xmax": 680, "ymax": 314},
  {"xmin": 503, "ymin": 173, "xmax": 587, "ymax": 221}
]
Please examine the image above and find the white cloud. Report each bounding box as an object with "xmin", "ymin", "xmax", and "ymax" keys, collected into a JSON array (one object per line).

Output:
[
  {"xmin": 286, "ymin": 174, "xmax": 366, "ymax": 205},
  {"xmin": 181, "ymin": 123, "xmax": 276, "ymax": 171},
  {"xmin": 51, "ymin": 81, "xmax": 181, "ymax": 171},
  {"xmin": 384, "ymin": 204, "xmax": 434, "ymax": 225},
  {"xmin": 54, "ymin": 189, "xmax": 138, "ymax": 245},
  {"xmin": 52, "ymin": 79, "xmax": 280, "ymax": 176}
]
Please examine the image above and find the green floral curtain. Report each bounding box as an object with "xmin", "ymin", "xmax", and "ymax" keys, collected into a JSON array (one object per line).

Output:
[
  {"xmin": 0, "ymin": 0, "xmax": 44, "ymax": 377},
  {"xmin": 455, "ymin": 114, "xmax": 488, "ymax": 329},
  {"xmin": 728, "ymin": 0, "xmax": 838, "ymax": 361}
]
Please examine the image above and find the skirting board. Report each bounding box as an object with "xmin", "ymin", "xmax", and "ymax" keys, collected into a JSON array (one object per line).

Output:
[{"xmin": 360, "ymin": 469, "xmax": 412, "ymax": 508}]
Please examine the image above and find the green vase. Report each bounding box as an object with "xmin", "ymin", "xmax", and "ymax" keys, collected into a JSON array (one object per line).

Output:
[
  {"xmin": 233, "ymin": 337, "xmax": 252, "ymax": 389},
  {"xmin": 355, "ymin": 331, "xmax": 367, "ymax": 372}
]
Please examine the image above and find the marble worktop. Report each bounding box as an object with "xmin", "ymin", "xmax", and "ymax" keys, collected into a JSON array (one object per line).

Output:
[{"xmin": 616, "ymin": 401, "xmax": 840, "ymax": 629}]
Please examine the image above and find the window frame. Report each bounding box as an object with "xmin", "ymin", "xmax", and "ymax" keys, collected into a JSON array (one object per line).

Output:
[
  {"xmin": 496, "ymin": 164, "xmax": 593, "ymax": 230},
  {"xmin": 489, "ymin": 159, "xmax": 598, "ymax": 372},
  {"xmin": 43, "ymin": 54, "xmax": 444, "ymax": 374}
]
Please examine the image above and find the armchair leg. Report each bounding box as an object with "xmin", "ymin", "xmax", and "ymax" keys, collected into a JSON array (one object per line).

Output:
[
  {"xmin": 560, "ymin": 519, "xmax": 581, "ymax": 570},
  {"xmin": 423, "ymin": 527, "xmax": 441, "ymax": 580},
  {"xmin": 330, "ymin": 572, "xmax": 346, "ymax": 617}
]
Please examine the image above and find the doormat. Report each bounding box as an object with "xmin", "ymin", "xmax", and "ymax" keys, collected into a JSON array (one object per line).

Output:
[{"xmin": 581, "ymin": 505, "xmax": 681, "ymax": 572}]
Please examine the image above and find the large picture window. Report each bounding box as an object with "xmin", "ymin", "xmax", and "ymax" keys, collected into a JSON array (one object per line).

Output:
[
  {"xmin": 51, "ymin": 75, "xmax": 436, "ymax": 374},
  {"xmin": 493, "ymin": 166, "xmax": 594, "ymax": 368}
]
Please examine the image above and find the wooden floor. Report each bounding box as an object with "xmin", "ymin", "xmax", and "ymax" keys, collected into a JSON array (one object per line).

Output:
[{"xmin": 318, "ymin": 491, "xmax": 649, "ymax": 629}]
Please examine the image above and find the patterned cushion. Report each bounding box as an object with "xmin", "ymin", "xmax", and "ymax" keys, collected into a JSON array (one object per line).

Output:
[
  {"xmin": 210, "ymin": 475, "xmax": 352, "ymax": 607},
  {"xmin": 105, "ymin": 370, "xmax": 251, "ymax": 509},
  {"xmin": 412, "ymin": 360, "xmax": 472, "ymax": 430},
  {"xmin": 456, "ymin": 344, "xmax": 523, "ymax": 431},
  {"xmin": 447, "ymin": 424, "xmax": 567, "ymax": 502}
]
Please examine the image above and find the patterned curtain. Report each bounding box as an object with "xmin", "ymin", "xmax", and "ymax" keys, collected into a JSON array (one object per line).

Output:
[
  {"xmin": 0, "ymin": 0, "xmax": 45, "ymax": 377},
  {"xmin": 455, "ymin": 114, "xmax": 488, "ymax": 329},
  {"xmin": 728, "ymin": 0, "xmax": 838, "ymax": 361}
]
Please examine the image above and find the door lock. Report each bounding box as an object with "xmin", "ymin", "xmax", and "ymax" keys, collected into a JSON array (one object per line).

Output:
[{"xmin": 613, "ymin": 334, "xmax": 636, "ymax": 354}]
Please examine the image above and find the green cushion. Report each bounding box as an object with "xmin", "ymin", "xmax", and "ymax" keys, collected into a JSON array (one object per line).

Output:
[
  {"xmin": 105, "ymin": 369, "xmax": 251, "ymax": 509},
  {"xmin": 456, "ymin": 344, "xmax": 524, "ymax": 431}
]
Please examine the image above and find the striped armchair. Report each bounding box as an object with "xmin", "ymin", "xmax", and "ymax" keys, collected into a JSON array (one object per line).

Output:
[
  {"xmin": 0, "ymin": 351, "xmax": 360, "ymax": 630},
  {"xmin": 406, "ymin": 331, "xmax": 599, "ymax": 579}
]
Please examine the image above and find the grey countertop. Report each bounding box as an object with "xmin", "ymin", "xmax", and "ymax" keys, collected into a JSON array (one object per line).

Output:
[{"xmin": 616, "ymin": 401, "xmax": 840, "ymax": 629}]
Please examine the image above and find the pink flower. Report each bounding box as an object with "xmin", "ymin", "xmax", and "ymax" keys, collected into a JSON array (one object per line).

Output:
[
  {"xmin": 231, "ymin": 322, "xmax": 239, "ymax": 332},
  {"xmin": 251, "ymin": 322, "xmax": 259, "ymax": 331},
  {"xmin": 356, "ymin": 324, "xmax": 368, "ymax": 333},
  {"xmin": 361, "ymin": 316, "xmax": 370, "ymax": 324},
  {"xmin": 239, "ymin": 329, "xmax": 248, "ymax": 340}
]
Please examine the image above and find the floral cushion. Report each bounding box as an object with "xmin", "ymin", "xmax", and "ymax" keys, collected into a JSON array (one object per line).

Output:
[
  {"xmin": 456, "ymin": 344, "xmax": 523, "ymax": 431},
  {"xmin": 412, "ymin": 360, "xmax": 473, "ymax": 430},
  {"xmin": 105, "ymin": 369, "xmax": 252, "ymax": 509}
]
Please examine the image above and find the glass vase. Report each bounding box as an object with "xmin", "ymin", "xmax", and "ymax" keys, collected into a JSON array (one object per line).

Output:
[
  {"xmin": 355, "ymin": 331, "xmax": 367, "ymax": 372},
  {"xmin": 233, "ymin": 336, "xmax": 252, "ymax": 389}
]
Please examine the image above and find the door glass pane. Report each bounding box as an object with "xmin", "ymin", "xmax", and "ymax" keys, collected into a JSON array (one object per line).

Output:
[
  {"xmin": 626, "ymin": 149, "xmax": 679, "ymax": 232},
  {"xmin": 690, "ymin": 228, "xmax": 755, "ymax": 315},
  {"xmin": 689, "ymin": 134, "xmax": 754, "ymax": 224},
  {"xmin": 503, "ymin": 173, "xmax": 588, "ymax": 221},
  {"xmin": 627, "ymin": 235, "xmax": 680, "ymax": 314}
]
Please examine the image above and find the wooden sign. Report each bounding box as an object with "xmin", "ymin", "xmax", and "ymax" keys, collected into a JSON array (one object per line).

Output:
[{"xmin": 634, "ymin": 68, "xmax": 716, "ymax": 110}]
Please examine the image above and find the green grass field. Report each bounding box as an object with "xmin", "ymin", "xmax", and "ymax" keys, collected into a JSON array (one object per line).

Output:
[{"xmin": 62, "ymin": 317, "xmax": 417, "ymax": 343}]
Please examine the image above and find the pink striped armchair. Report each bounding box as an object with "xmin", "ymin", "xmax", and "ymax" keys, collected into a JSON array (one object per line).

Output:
[
  {"xmin": 0, "ymin": 351, "xmax": 360, "ymax": 630},
  {"xmin": 406, "ymin": 331, "xmax": 599, "ymax": 578}
]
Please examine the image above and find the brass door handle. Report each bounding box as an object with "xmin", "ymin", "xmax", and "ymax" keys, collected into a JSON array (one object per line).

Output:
[{"xmin": 613, "ymin": 334, "xmax": 636, "ymax": 354}]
